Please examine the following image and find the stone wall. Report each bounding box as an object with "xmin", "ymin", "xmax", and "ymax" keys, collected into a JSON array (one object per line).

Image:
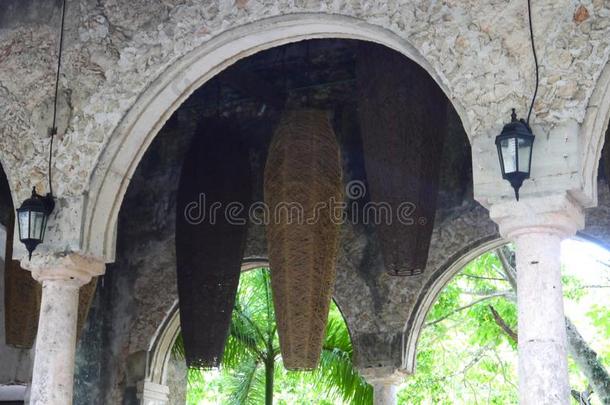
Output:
[
  {"xmin": 1, "ymin": 0, "xmax": 608, "ymax": 402},
  {"xmin": 0, "ymin": 0, "xmax": 608, "ymax": 255},
  {"xmin": 67, "ymin": 44, "xmax": 504, "ymax": 402}
]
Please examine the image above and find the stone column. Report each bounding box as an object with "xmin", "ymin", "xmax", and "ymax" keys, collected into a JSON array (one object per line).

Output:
[
  {"xmin": 21, "ymin": 253, "xmax": 105, "ymax": 405},
  {"xmin": 490, "ymin": 194, "xmax": 584, "ymax": 405},
  {"xmin": 360, "ymin": 366, "xmax": 405, "ymax": 405}
]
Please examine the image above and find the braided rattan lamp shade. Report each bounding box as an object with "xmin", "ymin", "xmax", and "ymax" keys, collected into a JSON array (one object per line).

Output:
[{"xmin": 264, "ymin": 110, "xmax": 343, "ymax": 370}]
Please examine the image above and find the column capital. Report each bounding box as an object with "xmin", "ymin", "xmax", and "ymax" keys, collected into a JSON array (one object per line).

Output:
[
  {"xmin": 20, "ymin": 252, "xmax": 105, "ymax": 285},
  {"xmin": 358, "ymin": 366, "xmax": 406, "ymax": 386},
  {"xmin": 489, "ymin": 193, "xmax": 585, "ymax": 240},
  {"xmin": 136, "ymin": 380, "xmax": 170, "ymax": 405}
]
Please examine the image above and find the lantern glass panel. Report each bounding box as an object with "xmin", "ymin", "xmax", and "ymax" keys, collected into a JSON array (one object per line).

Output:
[
  {"xmin": 518, "ymin": 137, "xmax": 532, "ymax": 173},
  {"xmin": 500, "ymin": 137, "xmax": 517, "ymax": 174},
  {"xmin": 18, "ymin": 210, "xmax": 30, "ymax": 240},
  {"xmin": 31, "ymin": 211, "xmax": 46, "ymax": 241}
]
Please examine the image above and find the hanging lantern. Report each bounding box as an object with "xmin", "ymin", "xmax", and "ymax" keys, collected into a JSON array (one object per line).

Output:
[
  {"xmin": 495, "ymin": 109, "xmax": 535, "ymax": 201},
  {"xmin": 16, "ymin": 188, "xmax": 55, "ymax": 259}
]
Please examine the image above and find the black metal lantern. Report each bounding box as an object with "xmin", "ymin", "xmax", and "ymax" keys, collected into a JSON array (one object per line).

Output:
[
  {"xmin": 495, "ymin": 109, "xmax": 535, "ymax": 201},
  {"xmin": 16, "ymin": 188, "xmax": 55, "ymax": 260}
]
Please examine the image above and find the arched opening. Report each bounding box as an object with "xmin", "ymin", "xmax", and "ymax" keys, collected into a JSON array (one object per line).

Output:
[
  {"xmin": 83, "ymin": 14, "xmax": 470, "ymax": 263},
  {"xmin": 74, "ymin": 33, "xmax": 474, "ymax": 404},
  {"xmin": 580, "ymin": 60, "xmax": 610, "ymax": 206},
  {"xmin": 147, "ymin": 265, "xmax": 365, "ymax": 404},
  {"xmin": 404, "ymin": 238, "xmax": 610, "ymax": 404},
  {"xmin": 0, "ymin": 163, "xmax": 35, "ymax": 403}
]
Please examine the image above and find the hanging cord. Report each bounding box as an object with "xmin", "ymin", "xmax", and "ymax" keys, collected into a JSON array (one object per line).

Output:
[
  {"xmin": 526, "ymin": 0, "xmax": 539, "ymax": 125},
  {"xmin": 48, "ymin": 0, "xmax": 67, "ymax": 196}
]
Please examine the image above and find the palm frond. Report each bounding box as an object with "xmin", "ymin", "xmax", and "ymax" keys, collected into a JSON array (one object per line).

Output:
[
  {"xmin": 314, "ymin": 347, "xmax": 373, "ymax": 404},
  {"xmin": 172, "ymin": 332, "xmax": 186, "ymax": 360},
  {"xmin": 173, "ymin": 268, "xmax": 372, "ymax": 404},
  {"xmin": 225, "ymin": 358, "xmax": 265, "ymax": 405}
]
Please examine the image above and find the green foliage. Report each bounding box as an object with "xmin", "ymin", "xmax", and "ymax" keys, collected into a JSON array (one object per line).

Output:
[
  {"xmin": 587, "ymin": 304, "xmax": 610, "ymax": 339},
  {"xmin": 399, "ymin": 245, "xmax": 610, "ymax": 405},
  {"xmin": 562, "ymin": 274, "xmax": 586, "ymax": 301},
  {"xmin": 401, "ymin": 250, "xmax": 519, "ymax": 404},
  {"xmin": 173, "ymin": 245, "xmax": 610, "ymax": 405},
  {"xmin": 173, "ymin": 268, "xmax": 371, "ymax": 404}
]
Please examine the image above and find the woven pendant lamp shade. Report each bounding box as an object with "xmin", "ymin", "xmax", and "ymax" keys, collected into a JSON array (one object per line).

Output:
[
  {"xmin": 264, "ymin": 109, "xmax": 343, "ymax": 370},
  {"xmin": 4, "ymin": 212, "xmax": 40, "ymax": 348},
  {"xmin": 4, "ymin": 210, "xmax": 98, "ymax": 347},
  {"xmin": 176, "ymin": 118, "xmax": 251, "ymax": 368},
  {"xmin": 357, "ymin": 43, "xmax": 447, "ymax": 276}
]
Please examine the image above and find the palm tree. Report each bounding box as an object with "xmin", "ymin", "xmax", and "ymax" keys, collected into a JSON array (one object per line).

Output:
[{"xmin": 174, "ymin": 267, "xmax": 373, "ymax": 404}]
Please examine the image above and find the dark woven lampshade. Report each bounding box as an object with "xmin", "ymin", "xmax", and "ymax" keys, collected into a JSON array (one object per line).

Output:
[
  {"xmin": 4, "ymin": 211, "xmax": 40, "ymax": 348},
  {"xmin": 264, "ymin": 109, "xmax": 343, "ymax": 370},
  {"xmin": 356, "ymin": 43, "xmax": 447, "ymax": 276},
  {"xmin": 4, "ymin": 211, "xmax": 96, "ymax": 347},
  {"xmin": 176, "ymin": 118, "xmax": 251, "ymax": 368}
]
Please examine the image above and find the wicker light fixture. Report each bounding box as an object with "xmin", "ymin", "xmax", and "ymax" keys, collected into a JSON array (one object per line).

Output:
[
  {"xmin": 357, "ymin": 43, "xmax": 447, "ymax": 276},
  {"xmin": 176, "ymin": 118, "xmax": 251, "ymax": 368},
  {"xmin": 264, "ymin": 109, "xmax": 343, "ymax": 370}
]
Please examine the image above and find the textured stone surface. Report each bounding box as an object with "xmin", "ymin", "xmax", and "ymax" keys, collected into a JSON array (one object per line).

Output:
[
  {"xmin": 2, "ymin": 0, "xmax": 609, "ymax": 401},
  {"xmin": 0, "ymin": 0, "xmax": 608, "ymax": 253},
  {"xmin": 515, "ymin": 232, "xmax": 570, "ymax": 405},
  {"xmin": 30, "ymin": 279, "xmax": 82, "ymax": 405}
]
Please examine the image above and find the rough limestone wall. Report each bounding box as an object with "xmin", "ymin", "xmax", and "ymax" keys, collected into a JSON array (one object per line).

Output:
[{"xmin": 0, "ymin": 0, "xmax": 608, "ymax": 245}]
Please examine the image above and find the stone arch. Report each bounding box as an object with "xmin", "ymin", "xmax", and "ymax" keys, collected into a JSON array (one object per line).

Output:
[
  {"xmin": 82, "ymin": 13, "xmax": 471, "ymax": 263},
  {"xmin": 580, "ymin": 60, "xmax": 610, "ymax": 207},
  {"xmin": 400, "ymin": 228, "xmax": 610, "ymax": 374},
  {"xmin": 401, "ymin": 236, "xmax": 504, "ymax": 373}
]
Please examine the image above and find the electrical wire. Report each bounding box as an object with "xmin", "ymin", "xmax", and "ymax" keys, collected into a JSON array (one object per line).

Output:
[
  {"xmin": 526, "ymin": 0, "xmax": 539, "ymax": 125},
  {"xmin": 48, "ymin": 0, "xmax": 67, "ymax": 196}
]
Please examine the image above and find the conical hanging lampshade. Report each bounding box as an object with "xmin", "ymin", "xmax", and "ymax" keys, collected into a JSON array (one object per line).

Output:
[
  {"xmin": 4, "ymin": 209, "xmax": 96, "ymax": 347},
  {"xmin": 356, "ymin": 43, "xmax": 447, "ymax": 276},
  {"xmin": 264, "ymin": 109, "xmax": 343, "ymax": 370},
  {"xmin": 176, "ymin": 118, "xmax": 251, "ymax": 368},
  {"xmin": 4, "ymin": 210, "xmax": 41, "ymax": 348}
]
